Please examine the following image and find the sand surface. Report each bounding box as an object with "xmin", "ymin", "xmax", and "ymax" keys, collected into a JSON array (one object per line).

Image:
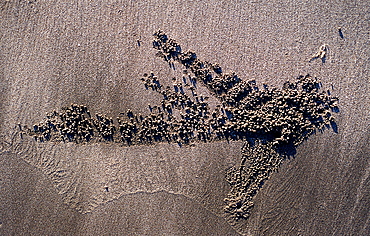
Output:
[{"xmin": 1, "ymin": 0, "xmax": 369, "ymax": 235}]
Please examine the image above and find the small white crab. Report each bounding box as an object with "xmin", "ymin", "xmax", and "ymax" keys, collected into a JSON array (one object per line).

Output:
[{"xmin": 311, "ymin": 44, "xmax": 329, "ymax": 61}]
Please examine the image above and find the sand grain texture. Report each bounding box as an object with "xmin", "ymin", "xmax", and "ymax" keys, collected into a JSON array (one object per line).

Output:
[{"xmin": 1, "ymin": 0, "xmax": 369, "ymax": 235}]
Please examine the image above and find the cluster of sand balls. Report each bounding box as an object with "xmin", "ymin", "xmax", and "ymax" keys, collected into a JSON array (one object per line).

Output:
[
  {"xmin": 151, "ymin": 30, "xmax": 339, "ymax": 220},
  {"xmin": 24, "ymin": 31, "xmax": 339, "ymax": 221},
  {"xmin": 224, "ymin": 140, "xmax": 283, "ymax": 220},
  {"xmin": 153, "ymin": 30, "xmax": 245, "ymax": 100},
  {"xmin": 25, "ymin": 104, "xmax": 116, "ymax": 143},
  {"xmin": 152, "ymin": 30, "xmax": 338, "ymax": 146},
  {"xmin": 25, "ymin": 75, "xmax": 213, "ymax": 146}
]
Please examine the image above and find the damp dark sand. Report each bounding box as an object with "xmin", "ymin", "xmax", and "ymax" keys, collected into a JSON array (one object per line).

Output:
[{"xmin": 1, "ymin": 1, "xmax": 369, "ymax": 235}]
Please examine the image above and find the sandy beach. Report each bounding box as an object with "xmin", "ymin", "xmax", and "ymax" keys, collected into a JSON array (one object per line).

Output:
[{"xmin": 1, "ymin": 1, "xmax": 369, "ymax": 235}]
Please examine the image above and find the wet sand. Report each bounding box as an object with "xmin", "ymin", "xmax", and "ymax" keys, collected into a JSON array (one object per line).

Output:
[{"xmin": 1, "ymin": 0, "xmax": 369, "ymax": 235}]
